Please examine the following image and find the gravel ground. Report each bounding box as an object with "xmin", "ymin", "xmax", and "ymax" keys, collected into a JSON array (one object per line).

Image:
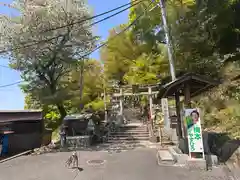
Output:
[{"xmin": 0, "ymin": 147, "xmax": 235, "ymax": 180}]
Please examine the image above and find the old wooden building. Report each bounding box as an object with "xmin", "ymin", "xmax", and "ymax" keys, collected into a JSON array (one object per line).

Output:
[{"xmin": 0, "ymin": 110, "xmax": 44, "ymax": 155}]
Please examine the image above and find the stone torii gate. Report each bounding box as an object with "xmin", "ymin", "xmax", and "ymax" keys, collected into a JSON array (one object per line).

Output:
[{"xmin": 111, "ymin": 84, "xmax": 159, "ymax": 119}]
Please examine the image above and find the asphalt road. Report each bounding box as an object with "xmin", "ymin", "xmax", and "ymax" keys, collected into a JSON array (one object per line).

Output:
[{"xmin": 0, "ymin": 147, "xmax": 234, "ymax": 180}]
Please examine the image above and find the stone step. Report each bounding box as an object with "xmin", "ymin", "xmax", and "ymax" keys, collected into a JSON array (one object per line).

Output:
[
  {"xmin": 117, "ymin": 125, "xmax": 146, "ymax": 127},
  {"xmin": 118, "ymin": 128, "xmax": 147, "ymax": 132},
  {"xmin": 108, "ymin": 136, "xmax": 149, "ymax": 141},
  {"xmin": 111, "ymin": 131, "xmax": 149, "ymax": 135},
  {"xmin": 106, "ymin": 140, "xmax": 145, "ymax": 144},
  {"xmin": 117, "ymin": 128, "xmax": 148, "ymax": 132},
  {"xmin": 119, "ymin": 126, "xmax": 146, "ymax": 129},
  {"xmin": 109, "ymin": 134, "xmax": 149, "ymax": 137},
  {"xmin": 111, "ymin": 132, "xmax": 148, "ymax": 136},
  {"xmin": 117, "ymin": 122, "xmax": 143, "ymax": 125},
  {"xmin": 111, "ymin": 133, "xmax": 148, "ymax": 137}
]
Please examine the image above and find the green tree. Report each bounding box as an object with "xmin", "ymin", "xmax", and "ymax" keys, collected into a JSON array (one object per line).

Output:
[
  {"xmin": 24, "ymin": 94, "xmax": 41, "ymax": 110},
  {"xmin": 101, "ymin": 25, "xmax": 147, "ymax": 85},
  {"xmin": 24, "ymin": 59, "xmax": 105, "ymax": 128},
  {"xmin": 172, "ymin": 0, "xmax": 240, "ymax": 76},
  {"xmin": 24, "ymin": 93, "xmax": 61, "ymax": 128},
  {"xmin": 124, "ymin": 53, "xmax": 169, "ymax": 84},
  {"xmin": 0, "ymin": 0, "xmax": 97, "ymax": 121},
  {"xmin": 128, "ymin": 0, "xmax": 240, "ymax": 77},
  {"xmin": 129, "ymin": 0, "xmax": 194, "ymax": 49},
  {"xmin": 64, "ymin": 59, "xmax": 104, "ymax": 111}
]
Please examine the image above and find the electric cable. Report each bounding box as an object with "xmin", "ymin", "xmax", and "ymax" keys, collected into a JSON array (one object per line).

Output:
[
  {"xmin": 0, "ymin": 1, "xmax": 154, "ymax": 88},
  {"xmin": 0, "ymin": 0, "xmax": 143, "ymax": 54}
]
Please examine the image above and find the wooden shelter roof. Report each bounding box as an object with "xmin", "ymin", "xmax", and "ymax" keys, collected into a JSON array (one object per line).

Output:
[
  {"xmin": 0, "ymin": 110, "xmax": 43, "ymax": 123},
  {"xmin": 157, "ymin": 73, "xmax": 220, "ymax": 98}
]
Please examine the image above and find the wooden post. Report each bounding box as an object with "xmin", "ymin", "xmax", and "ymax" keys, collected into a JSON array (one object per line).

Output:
[
  {"xmin": 104, "ymin": 88, "xmax": 107, "ymax": 122},
  {"xmin": 184, "ymin": 83, "xmax": 192, "ymax": 156},
  {"xmin": 148, "ymin": 87, "xmax": 153, "ymax": 119},
  {"xmin": 175, "ymin": 92, "xmax": 182, "ymax": 139},
  {"xmin": 79, "ymin": 61, "xmax": 84, "ymax": 111},
  {"xmin": 119, "ymin": 88, "xmax": 123, "ymax": 115},
  {"xmin": 184, "ymin": 83, "xmax": 191, "ymax": 108},
  {"xmin": 183, "ymin": 83, "xmax": 191, "ymax": 139}
]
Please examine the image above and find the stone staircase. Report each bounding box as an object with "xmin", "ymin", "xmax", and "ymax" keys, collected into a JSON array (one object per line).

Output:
[{"xmin": 107, "ymin": 123, "xmax": 149, "ymax": 144}]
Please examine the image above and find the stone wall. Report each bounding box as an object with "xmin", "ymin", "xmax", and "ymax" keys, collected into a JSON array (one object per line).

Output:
[{"xmin": 66, "ymin": 136, "xmax": 91, "ymax": 148}]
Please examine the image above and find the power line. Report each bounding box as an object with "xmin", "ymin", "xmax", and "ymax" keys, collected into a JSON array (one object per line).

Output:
[
  {"xmin": 77, "ymin": 1, "xmax": 153, "ymax": 103},
  {"xmin": 0, "ymin": 64, "xmax": 19, "ymax": 71},
  {"xmin": 0, "ymin": 0, "xmax": 143, "ymax": 54},
  {"xmin": 0, "ymin": 81, "xmax": 23, "ymax": 88},
  {"xmin": 79, "ymin": 1, "xmax": 154, "ymax": 59},
  {"xmin": 0, "ymin": 65, "xmax": 10, "ymax": 68},
  {"xmin": 0, "ymin": 1, "xmax": 153, "ymax": 88},
  {"xmin": 40, "ymin": 0, "xmax": 144, "ymax": 33}
]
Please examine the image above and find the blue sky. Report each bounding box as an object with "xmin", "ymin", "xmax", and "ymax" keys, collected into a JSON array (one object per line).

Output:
[{"xmin": 0, "ymin": 0, "xmax": 129, "ymax": 110}]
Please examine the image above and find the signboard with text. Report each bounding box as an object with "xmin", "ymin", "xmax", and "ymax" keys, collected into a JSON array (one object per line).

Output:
[{"xmin": 184, "ymin": 108, "xmax": 204, "ymax": 159}]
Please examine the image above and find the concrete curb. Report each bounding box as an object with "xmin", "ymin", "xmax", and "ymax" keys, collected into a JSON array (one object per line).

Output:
[
  {"xmin": 168, "ymin": 146, "xmax": 179, "ymax": 162},
  {"xmin": 156, "ymin": 150, "xmax": 187, "ymax": 167},
  {"xmin": 156, "ymin": 149, "xmax": 176, "ymax": 166},
  {"xmin": 0, "ymin": 150, "xmax": 32, "ymax": 163},
  {"xmin": 168, "ymin": 146, "xmax": 188, "ymax": 164},
  {"xmin": 168, "ymin": 146, "xmax": 208, "ymax": 170}
]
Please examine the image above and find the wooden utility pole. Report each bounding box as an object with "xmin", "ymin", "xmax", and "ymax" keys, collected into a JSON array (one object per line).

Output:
[
  {"xmin": 148, "ymin": 87, "xmax": 153, "ymax": 120},
  {"xmin": 119, "ymin": 88, "xmax": 123, "ymax": 115},
  {"xmin": 103, "ymin": 87, "xmax": 108, "ymax": 122},
  {"xmin": 175, "ymin": 92, "xmax": 183, "ymax": 138},
  {"xmin": 79, "ymin": 60, "xmax": 84, "ymax": 110}
]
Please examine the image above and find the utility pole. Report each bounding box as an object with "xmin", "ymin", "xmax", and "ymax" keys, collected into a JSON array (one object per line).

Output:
[
  {"xmin": 119, "ymin": 88, "xmax": 123, "ymax": 115},
  {"xmin": 154, "ymin": 0, "xmax": 183, "ymax": 140},
  {"xmin": 79, "ymin": 60, "xmax": 84, "ymax": 110},
  {"xmin": 157, "ymin": 0, "xmax": 176, "ymax": 81},
  {"xmin": 103, "ymin": 86, "xmax": 108, "ymax": 122},
  {"xmin": 102, "ymin": 65, "xmax": 108, "ymax": 122},
  {"xmin": 148, "ymin": 87, "xmax": 153, "ymax": 120}
]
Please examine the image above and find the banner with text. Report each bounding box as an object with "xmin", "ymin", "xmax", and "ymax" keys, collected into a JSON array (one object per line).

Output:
[{"xmin": 184, "ymin": 108, "xmax": 204, "ymax": 158}]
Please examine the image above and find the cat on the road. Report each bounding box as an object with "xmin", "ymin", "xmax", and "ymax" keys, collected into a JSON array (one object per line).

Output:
[{"xmin": 65, "ymin": 151, "xmax": 78, "ymax": 168}]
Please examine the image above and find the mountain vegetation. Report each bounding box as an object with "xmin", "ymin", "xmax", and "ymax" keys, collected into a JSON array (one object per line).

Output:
[{"xmin": 0, "ymin": 0, "xmax": 239, "ymax": 138}]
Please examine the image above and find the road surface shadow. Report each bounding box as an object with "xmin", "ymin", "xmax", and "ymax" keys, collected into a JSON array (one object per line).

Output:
[
  {"xmin": 207, "ymin": 132, "xmax": 239, "ymax": 163},
  {"xmin": 71, "ymin": 167, "xmax": 83, "ymax": 172}
]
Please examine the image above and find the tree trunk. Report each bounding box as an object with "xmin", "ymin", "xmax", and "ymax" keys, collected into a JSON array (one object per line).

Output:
[
  {"xmin": 48, "ymin": 82, "xmax": 67, "ymax": 122},
  {"xmin": 57, "ymin": 103, "xmax": 67, "ymax": 122}
]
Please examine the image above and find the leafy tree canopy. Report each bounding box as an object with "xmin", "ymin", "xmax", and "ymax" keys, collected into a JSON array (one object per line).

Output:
[{"xmin": 0, "ymin": 0, "xmax": 97, "ymax": 120}]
